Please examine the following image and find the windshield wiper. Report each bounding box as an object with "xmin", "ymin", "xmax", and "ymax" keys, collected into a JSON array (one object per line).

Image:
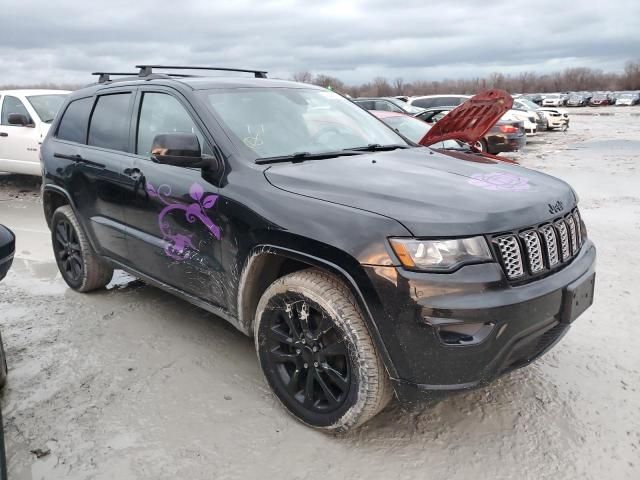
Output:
[
  {"xmin": 255, "ymin": 150, "xmax": 365, "ymax": 165},
  {"xmin": 344, "ymin": 144, "xmax": 410, "ymax": 152}
]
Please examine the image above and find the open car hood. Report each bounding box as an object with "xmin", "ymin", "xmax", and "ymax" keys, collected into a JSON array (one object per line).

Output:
[{"xmin": 419, "ymin": 89, "xmax": 513, "ymax": 146}]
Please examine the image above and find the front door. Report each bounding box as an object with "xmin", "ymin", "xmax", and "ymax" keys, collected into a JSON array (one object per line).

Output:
[
  {"xmin": 0, "ymin": 95, "xmax": 40, "ymax": 172},
  {"xmin": 123, "ymin": 89, "xmax": 225, "ymax": 306}
]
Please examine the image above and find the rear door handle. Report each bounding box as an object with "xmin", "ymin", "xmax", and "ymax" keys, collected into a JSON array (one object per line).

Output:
[
  {"xmin": 0, "ymin": 132, "xmax": 8, "ymax": 137},
  {"xmin": 54, "ymin": 153, "xmax": 83, "ymax": 161},
  {"xmin": 53, "ymin": 152, "xmax": 105, "ymax": 168}
]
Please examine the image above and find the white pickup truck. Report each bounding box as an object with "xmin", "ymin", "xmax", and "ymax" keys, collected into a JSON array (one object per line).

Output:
[{"xmin": 0, "ymin": 89, "xmax": 70, "ymax": 176}]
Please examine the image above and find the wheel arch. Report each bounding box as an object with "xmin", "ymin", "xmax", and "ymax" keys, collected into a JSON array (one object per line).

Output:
[
  {"xmin": 42, "ymin": 185, "xmax": 74, "ymax": 229},
  {"xmin": 237, "ymin": 244, "xmax": 398, "ymax": 378}
]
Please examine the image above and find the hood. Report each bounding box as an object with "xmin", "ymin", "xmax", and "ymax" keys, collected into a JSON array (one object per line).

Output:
[
  {"xmin": 418, "ymin": 89, "xmax": 512, "ymax": 147},
  {"xmin": 264, "ymin": 148, "xmax": 576, "ymax": 237}
]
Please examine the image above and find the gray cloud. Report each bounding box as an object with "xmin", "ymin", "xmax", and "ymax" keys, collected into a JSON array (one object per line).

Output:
[{"xmin": 1, "ymin": 0, "xmax": 638, "ymax": 85}]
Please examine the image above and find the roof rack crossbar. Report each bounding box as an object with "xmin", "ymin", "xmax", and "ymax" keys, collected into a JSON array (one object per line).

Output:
[
  {"xmin": 91, "ymin": 72, "xmax": 139, "ymax": 83},
  {"xmin": 136, "ymin": 65, "xmax": 268, "ymax": 79}
]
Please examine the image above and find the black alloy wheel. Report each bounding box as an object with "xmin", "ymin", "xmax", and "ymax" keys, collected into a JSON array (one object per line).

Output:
[
  {"xmin": 50, "ymin": 206, "xmax": 113, "ymax": 292},
  {"xmin": 255, "ymin": 269, "xmax": 392, "ymax": 432},
  {"xmin": 53, "ymin": 219, "xmax": 84, "ymax": 284},
  {"xmin": 262, "ymin": 296, "xmax": 352, "ymax": 414}
]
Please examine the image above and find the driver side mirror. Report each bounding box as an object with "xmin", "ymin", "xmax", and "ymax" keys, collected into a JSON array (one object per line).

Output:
[
  {"xmin": 7, "ymin": 113, "xmax": 33, "ymax": 127},
  {"xmin": 150, "ymin": 133, "xmax": 211, "ymax": 169}
]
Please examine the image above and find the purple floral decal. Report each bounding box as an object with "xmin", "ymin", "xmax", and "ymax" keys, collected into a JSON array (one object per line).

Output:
[
  {"xmin": 146, "ymin": 182, "xmax": 221, "ymax": 260},
  {"xmin": 468, "ymin": 172, "xmax": 530, "ymax": 191}
]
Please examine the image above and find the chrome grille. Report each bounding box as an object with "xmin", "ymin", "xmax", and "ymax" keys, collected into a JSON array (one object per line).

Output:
[
  {"xmin": 540, "ymin": 225, "xmax": 559, "ymax": 267},
  {"xmin": 496, "ymin": 236, "xmax": 524, "ymax": 279},
  {"xmin": 494, "ymin": 208, "xmax": 585, "ymax": 281},
  {"xmin": 521, "ymin": 230, "xmax": 544, "ymax": 273}
]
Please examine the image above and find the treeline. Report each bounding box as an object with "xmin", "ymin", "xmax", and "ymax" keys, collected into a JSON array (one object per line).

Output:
[
  {"xmin": 3, "ymin": 61, "xmax": 639, "ymax": 95},
  {"xmin": 293, "ymin": 60, "xmax": 640, "ymax": 97}
]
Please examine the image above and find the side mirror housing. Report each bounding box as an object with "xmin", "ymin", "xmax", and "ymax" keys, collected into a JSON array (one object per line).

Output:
[
  {"xmin": 150, "ymin": 133, "xmax": 210, "ymax": 168},
  {"xmin": 7, "ymin": 113, "xmax": 32, "ymax": 127}
]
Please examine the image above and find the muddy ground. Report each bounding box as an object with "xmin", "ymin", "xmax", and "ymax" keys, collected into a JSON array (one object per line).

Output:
[{"xmin": 0, "ymin": 106, "xmax": 638, "ymax": 479}]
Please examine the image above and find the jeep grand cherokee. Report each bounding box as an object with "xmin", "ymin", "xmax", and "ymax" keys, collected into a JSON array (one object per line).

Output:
[{"xmin": 40, "ymin": 66, "xmax": 596, "ymax": 432}]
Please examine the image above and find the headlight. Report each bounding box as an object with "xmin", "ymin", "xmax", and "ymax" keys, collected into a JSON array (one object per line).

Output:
[{"xmin": 389, "ymin": 236, "xmax": 493, "ymax": 272}]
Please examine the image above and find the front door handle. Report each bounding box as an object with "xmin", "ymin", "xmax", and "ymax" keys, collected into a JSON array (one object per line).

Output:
[
  {"xmin": 0, "ymin": 132, "xmax": 7, "ymax": 137},
  {"xmin": 123, "ymin": 167, "xmax": 142, "ymax": 180}
]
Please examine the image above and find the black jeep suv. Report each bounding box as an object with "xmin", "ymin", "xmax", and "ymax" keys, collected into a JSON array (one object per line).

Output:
[{"xmin": 40, "ymin": 66, "xmax": 596, "ymax": 432}]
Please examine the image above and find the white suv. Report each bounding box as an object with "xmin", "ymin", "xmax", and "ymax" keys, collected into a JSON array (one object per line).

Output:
[{"xmin": 0, "ymin": 89, "xmax": 70, "ymax": 175}]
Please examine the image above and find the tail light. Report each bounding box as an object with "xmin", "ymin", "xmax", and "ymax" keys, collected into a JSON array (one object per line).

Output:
[{"xmin": 499, "ymin": 124, "xmax": 520, "ymax": 134}]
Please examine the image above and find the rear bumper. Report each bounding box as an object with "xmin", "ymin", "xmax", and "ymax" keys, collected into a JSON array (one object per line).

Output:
[{"xmin": 363, "ymin": 240, "xmax": 596, "ymax": 403}]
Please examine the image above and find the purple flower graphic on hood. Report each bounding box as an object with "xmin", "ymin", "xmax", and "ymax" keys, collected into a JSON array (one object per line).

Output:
[
  {"xmin": 468, "ymin": 172, "xmax": 531, "ymax": 191},
  {"xmin": 146, "ymin": 182, "xmax": 221, "ymax": 261}
]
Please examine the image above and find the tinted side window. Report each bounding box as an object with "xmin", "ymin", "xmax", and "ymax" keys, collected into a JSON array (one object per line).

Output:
[
  {"xmin": 355, "ymin": 100, "xmax": 375, "ymax": 110},
  {"xmin": 434, "ymin": 97, "xmax": 462, "ymax": 107},
  {"xmin": 56, "ymin": 97, "xmax": 93, "ymax": 144},
  {"xmin": 374, "ymin": 100, "xmax": 403, "ymax": 113},
  {"xmin": 1, "ymin": 96, "xmax": 32, "ymax": 125},
  {"xmin": 411, "ymin": 98, "xmax": 435, "ymax": 109},
  {"xmin": 88, "ymin": 93, "xmax": 132, "ymax": 152},
  {"xmin": 136, "ymin": 92, "xmax": 204, "ymax": 156}
]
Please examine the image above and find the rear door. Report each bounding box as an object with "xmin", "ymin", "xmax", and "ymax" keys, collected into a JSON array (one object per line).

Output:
[
  {"xmin": 122, "ymin": 87, "xmax": 225, "ymax": 306},
  {"xmin": 0, "ymin": 95, "xmax": 40, "ymax": 172},
  {"xmin": 53, "ymin": 89, "xmax": 135, "ymax": 261}
]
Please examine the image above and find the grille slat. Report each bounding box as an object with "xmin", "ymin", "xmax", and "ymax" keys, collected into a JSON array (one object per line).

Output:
[
  {"xmin": 496, "ymin": 235, "xmax": 524, "ymax": 278},
  {"xmin": 539, "ymin": 225, "xmax": 559, "ymax": 267},
  {"xmin": 494, "ymin": 208, "xmax": 584, "ymax": 281},
  {"xmin": 555, "ymin": 220, "xmax": 571, "ymax": 261},
  {"xmin": 521, "ymin": 230, "xmax": 544, "ymax": 273},
  {"xmin": 566, "ymin": 216, "xmax": 578, "ymax": 254}
]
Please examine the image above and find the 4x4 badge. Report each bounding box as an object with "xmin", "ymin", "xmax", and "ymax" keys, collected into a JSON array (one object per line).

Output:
[
  {"xmin": 146, "ymin": 182, "xmax": 221, "ymax": 260},
  {"xmin": 548, "ymin": 200, "xmax": 564, "ymax": 214}
]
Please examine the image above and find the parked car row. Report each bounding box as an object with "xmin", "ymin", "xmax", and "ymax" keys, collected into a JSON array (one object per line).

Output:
[
  {"xmin": 353, "ymin": 92, "xmax": 570, "ymax": 157},
  {"xmin": 522, "ymin": 91, "xmax": 640, "ymax": 107}
]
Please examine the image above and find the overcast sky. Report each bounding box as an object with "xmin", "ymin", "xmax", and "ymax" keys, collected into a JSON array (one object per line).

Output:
[{"xmin": 1, "ymin": 0, "xmax": 638, "ymax": 85}]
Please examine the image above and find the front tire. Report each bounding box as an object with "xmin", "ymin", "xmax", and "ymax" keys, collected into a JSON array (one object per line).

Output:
[
  {"xmin": 254, "ymin": 269, "xmax": 392, "ymax": 432},
  {"xmin": 51, "ymin": 206, "xmax": 113, "ymax": 292}
]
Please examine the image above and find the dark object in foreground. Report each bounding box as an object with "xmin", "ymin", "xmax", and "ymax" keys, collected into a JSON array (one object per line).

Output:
[
  {"xmin": 0, "ymin": 224, "xmax": 14, "ymax": 480},
  {"xmin": 40, "ymin": 68, "xmax": 596, "ymax": 432}
]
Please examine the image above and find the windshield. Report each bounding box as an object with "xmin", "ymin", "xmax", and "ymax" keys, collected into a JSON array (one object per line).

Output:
[
  {"xmin": 381, "ymin": 115, "xmax": 461, "ymax": 149},
  {"xmin": 26, "ymin": 94, "xmax": 67, "ymax": 123},
  {"xmin": 620, "ymin": 93, "xmax": 635, "ymax": 98},
  {"xmin": 202, "ymin": 88, "xmax": 408, "ymax": 160}
]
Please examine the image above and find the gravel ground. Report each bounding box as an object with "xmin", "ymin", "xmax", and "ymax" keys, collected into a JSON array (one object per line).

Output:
[{"xmin": 0, "ymin": 106, "xmax": 638, "ymax": 480}]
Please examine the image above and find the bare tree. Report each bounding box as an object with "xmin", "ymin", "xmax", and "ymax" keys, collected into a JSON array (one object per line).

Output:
[{"xmin": 292, "ymin": 71, "xmax": 313, "ymax": 83}]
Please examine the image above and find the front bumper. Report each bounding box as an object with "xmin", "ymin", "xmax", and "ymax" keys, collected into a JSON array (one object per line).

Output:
[{"xmin": 364, "ymin": 240, "xmax": 596, "ymax": 402}]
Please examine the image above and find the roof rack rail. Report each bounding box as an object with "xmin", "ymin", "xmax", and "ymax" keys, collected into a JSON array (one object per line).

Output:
[
  {"xmin": 136, "ymin": 65, "xmax": 268, "ymax": 79},
  {"xmin": 91, "ymin": 72, "xmax": 140, "ymax": 84}
]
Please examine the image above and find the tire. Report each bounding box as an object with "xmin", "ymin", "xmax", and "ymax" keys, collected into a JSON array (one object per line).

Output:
[
  {"xmin": 51, "ymin": 205, "xmax": 113, "ymax": 292},
  {"xmin": 254, "ymin": 269, "xmax": 392, "ymax": 432},
  {"xmin": 474, "ymin": 138, "xmax": 488, "ymax": 153}
]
